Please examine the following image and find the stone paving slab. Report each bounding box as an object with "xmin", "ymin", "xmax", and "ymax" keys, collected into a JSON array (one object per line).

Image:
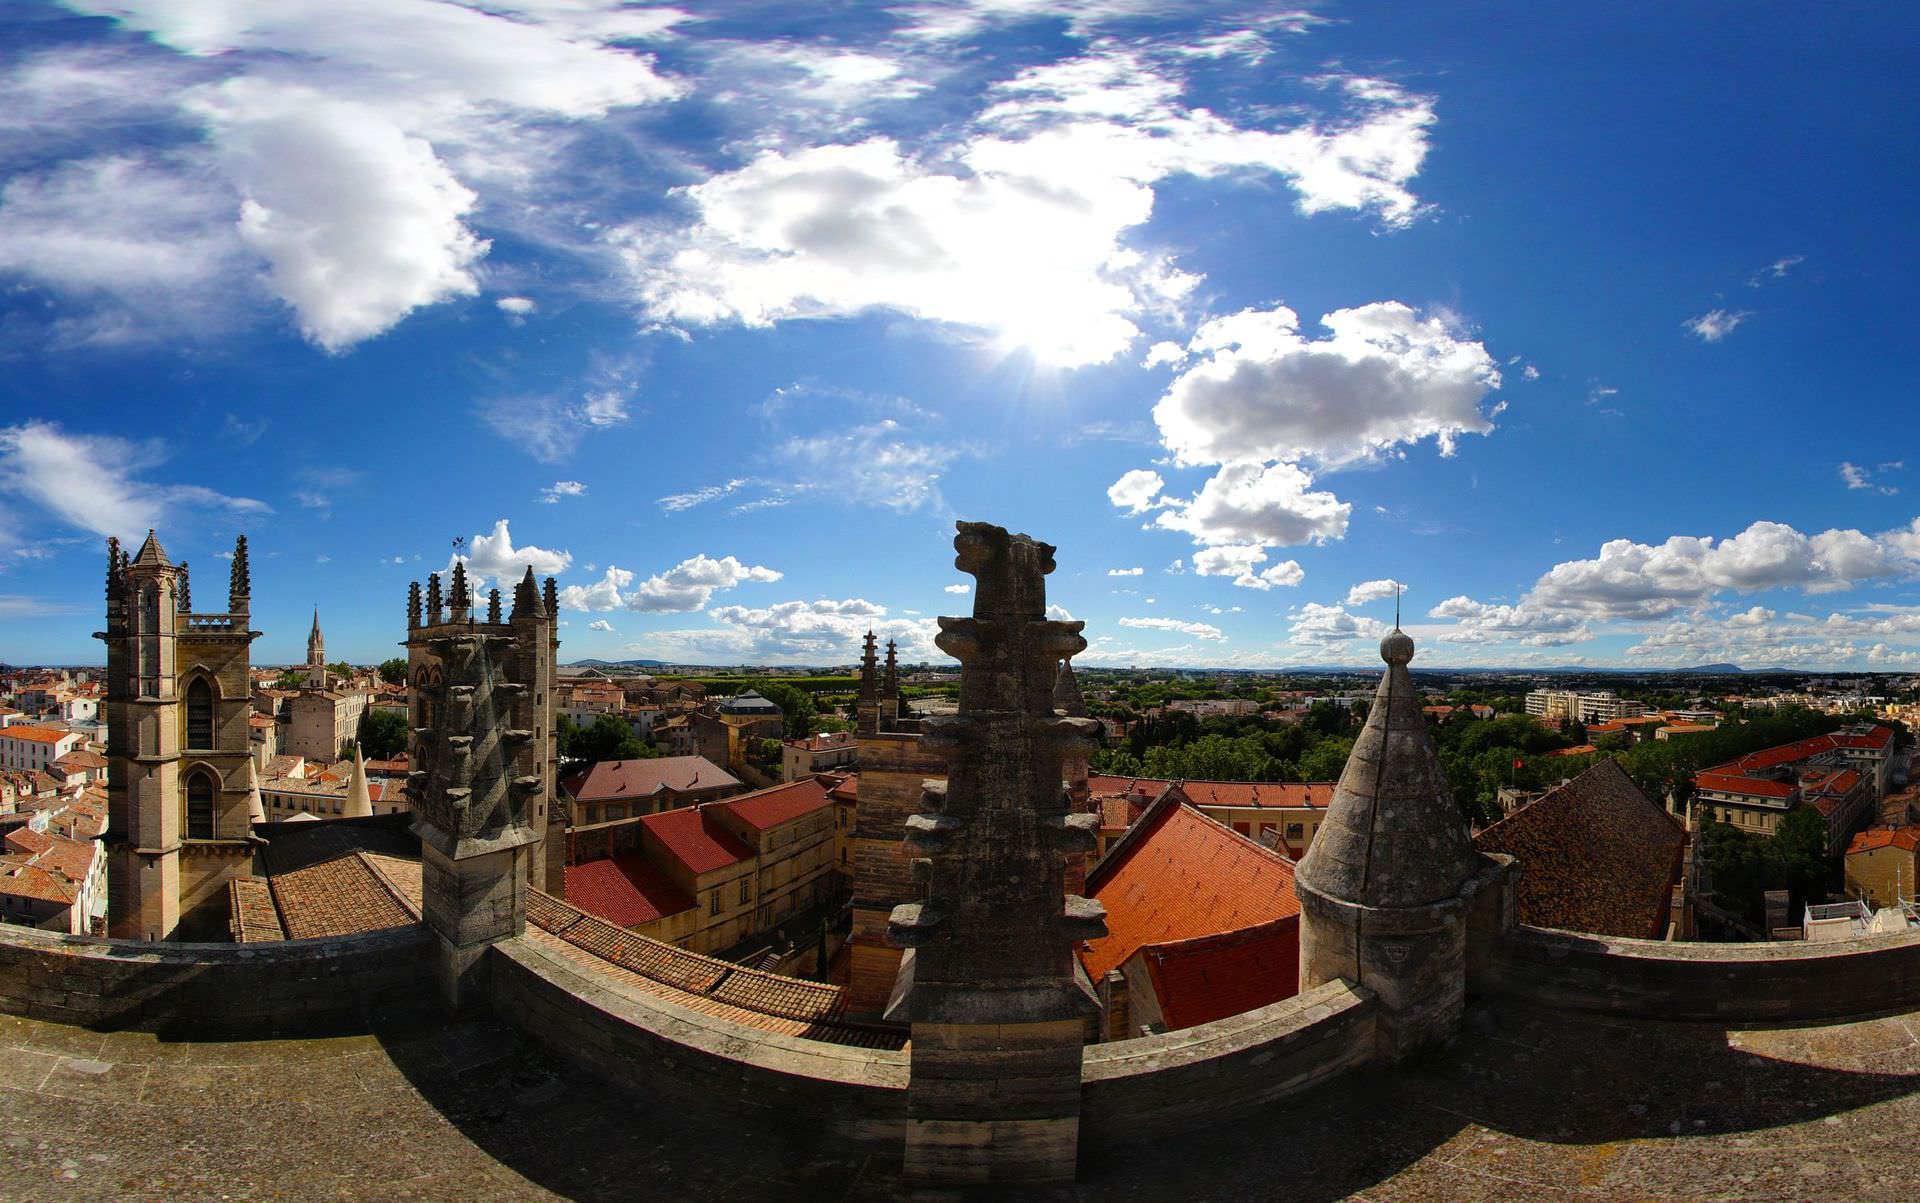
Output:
[{"xmin": 4, "ymin": 998, "xmax": 1920, "ymax": 1201}]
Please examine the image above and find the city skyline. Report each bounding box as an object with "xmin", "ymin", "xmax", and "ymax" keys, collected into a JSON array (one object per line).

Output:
[{"xmin": 3, "ymin": 2, "xmax": 1918, "ymax": 670}]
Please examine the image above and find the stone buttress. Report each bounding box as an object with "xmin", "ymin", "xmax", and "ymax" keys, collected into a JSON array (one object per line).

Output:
[
  {"xmin": 1293, "ymin": 628, "xmax": 1502, "ymax": 1063},
  {"xmin": 886, "ymin": 522, "xmax": 1106, "ymax": 1185}
]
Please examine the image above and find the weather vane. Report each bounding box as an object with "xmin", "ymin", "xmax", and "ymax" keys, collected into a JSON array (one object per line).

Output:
[
  {"xmin": 1395, "ymin": 582, "xmax": 1403, "ymax": 631},
  {"xmin": 451, "ymin": 535, "xmax": 465, "ymax": 554}
]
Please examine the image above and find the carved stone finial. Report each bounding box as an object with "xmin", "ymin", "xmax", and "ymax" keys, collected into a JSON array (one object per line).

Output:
[
  {"xmin": 228, "ymin": 534, "xmax": 250, "ymax": 611},
  {"xmin": 542, "ymin": 576, "xmax": 558, "ymax": 618},
  {"xmin": 407, "ymin": 581, "xmax": 422, "ymax": 629},
  {"xmin": 448, "ymin": 562, "xmax": 471, "ymax": 618},
  {"xmin": 427, "ymin": 573, "xmax": 444, "ymax": 625},
  {"xmin": 487, "ymin": 587, "xmax": 502, "ymax": 625},
  {"xmin": 890, "ymin": 520, "xmax": 1102, "ymax": 1186},
  {"xmin": 512, "ymin": 566, "xmax": 542, "ymax": 621},
  {"xmin": 177, "ymin": 561, "xmax": 190, "ymax": 613}
]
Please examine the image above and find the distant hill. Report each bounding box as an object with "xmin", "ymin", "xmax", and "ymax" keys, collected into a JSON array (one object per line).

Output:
[
  {"xmin": 564, "ymin": 658, "xmax": 667, "ymax": 669},
  {"xmin": 1675, "ymin": 663, "xmax": 1746, "ymax": 674}
]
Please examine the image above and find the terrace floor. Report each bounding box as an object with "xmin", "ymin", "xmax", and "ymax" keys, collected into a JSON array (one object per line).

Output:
[{"xmin": 6, "ymin": 995, "xmax": 1920, "ymax": 1201}]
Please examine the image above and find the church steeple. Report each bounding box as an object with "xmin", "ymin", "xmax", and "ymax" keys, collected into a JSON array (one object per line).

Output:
[{"xmin": 308, "ymin": 609, "xmax": 325, "ymax": 666}]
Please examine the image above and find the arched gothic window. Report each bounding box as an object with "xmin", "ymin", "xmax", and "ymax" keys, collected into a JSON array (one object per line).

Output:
[
  {"xmin": 186, "ymin": 678, "xmax": 213, "ymax": 749},
  {"xmin": 186, "ymin": 771, "xmax": 216, "ymax": 840}
]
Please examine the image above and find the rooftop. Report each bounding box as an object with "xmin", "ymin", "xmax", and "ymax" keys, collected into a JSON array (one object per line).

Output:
[
  {"xmin": 8, "ymin": 994, "xmax": 1920, "ymax": 1200},
  {"xmin": 1473, "ymin": 759, "xmax": 1687, "ymax": 940},
  {"xmin": 639, "ymin": 806, "xmax": 754, "ymax": 875},
  {"xmin": 720, "ymin": 777, "xmax": 833, "ymax": 831},
  {"xmin": 0, "ymin": 726, "xmax": 76, "ymax": 745},
  {"xmin": 1087, "ymin": 774, "xmax": 1335, "ymax": 811},
  {"xmin": 562, "ymin": 756, "xmax": 740, "ymax": 801},
  {"xmin": 1082, "ymin": 790, "xmax": 1299, "ymax": 984},
  {"xmin": 563, "ymin": 854, "xmax": 695, "ymax": 926}
]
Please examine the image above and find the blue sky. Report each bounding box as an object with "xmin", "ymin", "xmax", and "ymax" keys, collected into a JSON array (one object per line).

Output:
[{"xmin": 3, "ymin": 1, "xmax": 1918, "ymax": 670}]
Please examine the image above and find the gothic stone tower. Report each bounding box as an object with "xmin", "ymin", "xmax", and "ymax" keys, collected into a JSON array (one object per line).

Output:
[
  {"xmin": 99, "ymin": 532, "xmax": 258, "ymax": 940},
  {"xmin": 887, "ymin": 522, "xmax": 1106, "ymax": 1185},
  {"xmin": 1293, "ymin": 627, "xmax": 1496, "ymax": 1063},
  {"xmin": 846, "ymin": 630, "xmax": 945, "ymax": 1017},
  {"xmin": 407, "ymin": 620, "xmax": 540, "ymax": 1010},
  {"xmin": 405, "ymin": 565, "xmax": 561, "ymax": 896},
  {"xmin": 305, "ymin": 608, "xmax": 327, "ymax": 690}
]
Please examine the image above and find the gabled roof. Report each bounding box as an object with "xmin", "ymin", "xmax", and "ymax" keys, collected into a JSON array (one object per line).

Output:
[
  {"xmin": 1473, "ymin": 759, "xmax": 1685, "ymax": 940},
  {"xmin": 640, "ymin": 805, "xmax": 755, "ymax": 876},
  {"xmin": 562, "ymin": 755, "xmax": 739, "ymax": 801},
  {"xmin": 0, "ymin": 726, "xmax": 77, "ymax": 746},
  {"xmin": 564, "ymin": 854, "xmax": 696, "ymax": 927},
  {"xmin": 1137, "ymin": 919, "xmax": 1301, "ymax": 1031},
  {"xmin": 1849, "ymin": 825, "xmax": 1920, "ymax": 856},
  {"xmin": 721, "ymin": 778, "xmax": 833, "ymax": 832},
  {"xmin": 1082, "ymin": 788, "xmax": 1300, "ymax": 983}
]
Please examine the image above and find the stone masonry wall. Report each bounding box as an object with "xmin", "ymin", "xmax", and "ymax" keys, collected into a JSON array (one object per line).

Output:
[
  {"xmin": 487, "ymin": 930, "xmax": 1379, "ymax": 1153},
  {"xmin": 1484, "ymin": 924, "xmax": 1920, "ymax": 1022},
  {"xmin": 489, "ymin": 933, "xmax": 910, "ymax": 1148},
  {"xmin": 0, "ymin": 922, "xmax": 431, "ymax": 1033},
  {"xmin": 1080, "ymin": 979, "xmax": 1377, "ymax": 1143}
]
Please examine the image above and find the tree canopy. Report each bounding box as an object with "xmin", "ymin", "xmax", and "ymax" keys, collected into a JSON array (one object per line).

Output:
[{"xmin": 378, "ymin": 658, "xmax": 409, "ymax": 686}]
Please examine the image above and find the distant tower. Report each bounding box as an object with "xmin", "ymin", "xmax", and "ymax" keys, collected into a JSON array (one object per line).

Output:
[
  {"xmin": 856, "ymin": 631, "xmax": 881, "ymax": 736},
  {"xmin": 888, "ymin": 522, "xmax": 1104, "ymax": 1185},
  {"xmin": 881, "ymin": 639, "xmax": 900, "ymax": 729},
  {"xmin": 99, "ymin": 531, "xmax": 259, "ymax": 940},
  {"xmin": 1055, "ymin": 656, "xmax": 1093, "ymax": 895},
  {"xmin": 306, "ymin": 609, "xmax": 328, "ymax": 690},
  {"xmin": 1293, "ymin": 626, "xmax": 1495, "ymax": 1063}
]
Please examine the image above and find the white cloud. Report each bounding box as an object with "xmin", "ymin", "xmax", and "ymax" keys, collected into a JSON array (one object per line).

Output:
[
  {"xmin": 638, "ymin": 597, "xmax": 939, "ymax": 664},
  {"xmin": 1106, "ymin": 468, "xmax": 1165, "ymax": 514},
  {"xmin": 1151, "ymin": 301, "xmax": 1500, "ymax": 470},
  {"xmin": 1522, "ymin": 364, "xmax": 1539, "ymax": 381},
  {"xmin": 659, "ymin": 478, "xmax": 748, "ymax": 513},
  {"xmin": 627, "ymin": 554, "xmax": 782, "ymax": 613},
  {"xmin": 777, "ymin": 422, "xmax": 954, "ymax": 510},
  {"xmin": 539, "ymin": 480, "xmax": 587, "ymax": 504},
  {"xmin": 587, "ymin": 618, "xmax": 614, "ymax": 632},
  {"xmin": 1107, "ymin": 566, "xmax": 1144, "ymax": 576},
  {"xmin": 1118, "ymin": 615, "xmax": 1226, "ymax": 641},
  {"xmin": 0, "ymin": 152, "xmax": 249, "ymax": 342},
  {"xmin": 450, "ymin": 520, "xmax": 572, "ymax": 595},
  {"xmin": 622, "ymin": 58, "xmax": 1433, "ymax": 365},
  {"xmin": 1166, "ymin": 558, "xmax": 1185, "ymax": 574},
  {"xmin": 1345, "ymin": 578, "xmax": 1404, "ymax": 606},
  {"xmin": 195, "ymin": 78, "xmax": 487, "ymax": 351},
  {"xmin": 1840, "ymin": 461, "xmax": 1899, "ymax": 495},
  {"xmin": 1683, "ymin": 308, "xmax": 1751, "ymax": 343},
  {"xmin": 944, "ymin": 583, "xmax": 971, "ymax": 593},
  {"xmin": 478, "ymin": 385, "xmax": 634, "ymax": 462},
  {"xmin": 12, "ymin": 0, "xmax": 682, "ymax": 347},
  {"xmin": 1046, "ymin": 603, "xmax": 1076, "ymax": 622},
  {"xmin": 497, "ymin": 295, "xmax": 536, "ymax": 315},
  {"xmin": 0, "ymin": 420, "xmax": 267, "ymax": 538},
  {"xmin": 1153, "ymin": 461, "xmax": 1350, "ymax": 547},
  {"xmin": 556, "ymin": 566, "xmax": 635, "ymax": 611},
  {"xmin": 1191, "ymin": 544, "xmax": 1302, "ymax": 590},
  {"xmin": 1288, "ymin": 602, "xmax": 1389, "ymax": 648},
  {"xmin": 1427, "ymin": 596, "xmax": 1591, "ymax": 647}
]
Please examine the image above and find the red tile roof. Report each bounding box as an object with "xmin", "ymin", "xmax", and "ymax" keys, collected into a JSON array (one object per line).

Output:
[
  {"xmin": 0, "ymin": 726, "xmax": 75, "ymax": 745},
  {"xmin": 640, "ymin": 806, "xmax": 754, "ymax": 876},
  {"xmin": 1082, "ymin": 792, "xmax": 1299, "ymax": 983},
  {"xmin": 1138, "ymin": 920, "xmax": 1301, "ymax": 1031},
  {"xmin": 564, "ymin": 854, "xmax": 696, "ymax": 926},
  {"xmin": 1848, "ymin": 825, "xmax": 1920, "ymax": 856},
  {"xmin": 1087, "ymin": 775, "xmax": 1335, "ymax": 811},
  {"xmin": 563, "ymin": 755, "xmax": 740, "ymax": 802},
  {"xmin": 722, "ymin": 778, "xmax": 833, "ymax": 831}
]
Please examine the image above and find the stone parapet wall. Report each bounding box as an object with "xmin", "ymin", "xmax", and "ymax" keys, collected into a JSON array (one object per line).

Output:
[
  {"xmin": 0, "ymin": 921, "xmax": 431, "ymax": 1033},
  {"xmin": 1080, "ymin": 979, "xmax": 1376, "ymax": 1142},
  {"xmin": 1484, "ymin": 923, "xmax": 1920, "ymax": 1022},
  {"xmin": 487, "ymin": 933, "xmax": 1381, "ymax": 1152},
  {"xmin": 489, "ymin": 933, "xmax": 911, "ymax": 1148}
]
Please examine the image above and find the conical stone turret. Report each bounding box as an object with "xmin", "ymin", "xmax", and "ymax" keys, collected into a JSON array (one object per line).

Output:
[{"xmin": 1294, "ymin": 627, "xmax": 1496, "ymax": 1063}]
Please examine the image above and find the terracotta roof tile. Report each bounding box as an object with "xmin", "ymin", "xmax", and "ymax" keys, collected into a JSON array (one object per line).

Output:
[
  {"xmin": 0, "ymin": 726, "xmax": 75, "ymax": 745},
  {"xmin": 564, "ymin": 854, "xmax": 696, "ymax": 927},
  {"xmin": 1082, "ymin": 795, "xmax": 1299, "ymax": 983},
  {"xmin": 640, "ymin": 806, "xmax": 754, "ymax": 875},
  {"xmin": 721, "ymin": 778, "xmax": 832, "ymax": 831},
  {"xmin": 562, "ymin": 755, "xmax": 740, "ymax": 801},
  {"xmin": 1849, "ymin": 825, "xmax": 1920, "ymax": 855},
  {"xmin": 1138, "ymin": 920, "xmax": 1301, "ymax": 1031},
  {"xmin": 524, "ymin": 890, "xmax": 902, "ymax": 1049},
  {"xmin": 1474, "ymin": 759, "xmax": 1685, "ymax": 940}
]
